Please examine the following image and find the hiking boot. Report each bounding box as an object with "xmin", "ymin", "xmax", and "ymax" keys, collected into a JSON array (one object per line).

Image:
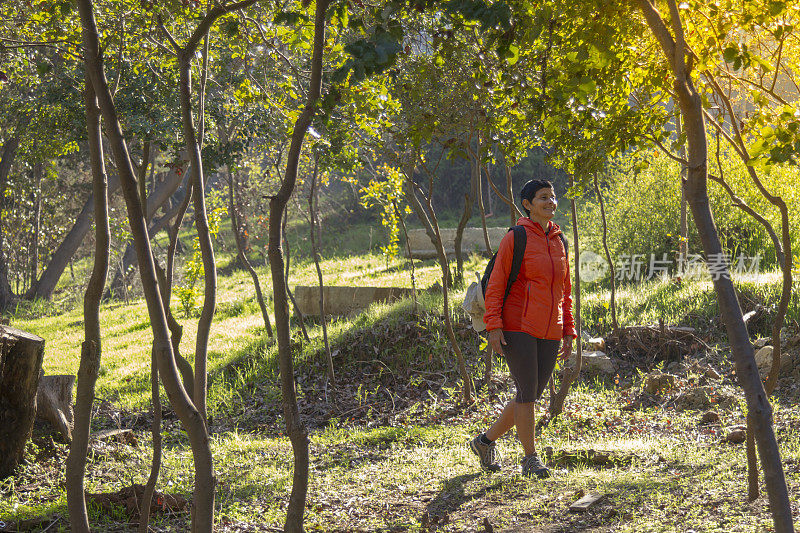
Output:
[
  {"xmin": 469, "ymin": 435, "xmax": 500, "ymax": 472},
  {"xmin": 521, "ymin": 453, "xmax": 550, "ymax": 479}
]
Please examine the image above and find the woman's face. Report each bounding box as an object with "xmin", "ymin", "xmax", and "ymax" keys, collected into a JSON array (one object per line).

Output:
[{"xmin": 524, "ymin": 187, "xmax": 557, "ymax": 222}]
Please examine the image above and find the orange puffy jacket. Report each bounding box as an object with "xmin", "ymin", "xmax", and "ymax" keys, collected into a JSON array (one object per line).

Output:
[{"xmin": 483, "ymin": 217, "xmax": 576, "ymax": 340}]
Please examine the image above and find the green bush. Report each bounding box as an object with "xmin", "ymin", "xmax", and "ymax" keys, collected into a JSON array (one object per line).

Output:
[{"xmin": 577, "ymin": 151, "xmax": 800, "ymax": 283}]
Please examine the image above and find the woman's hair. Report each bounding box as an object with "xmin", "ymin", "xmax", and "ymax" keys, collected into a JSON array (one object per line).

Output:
[{"xmin": 519, "ymin": 179, "xmax": 554, "ymax": 215}]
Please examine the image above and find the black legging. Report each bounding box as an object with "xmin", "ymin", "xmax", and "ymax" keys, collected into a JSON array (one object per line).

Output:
[{"xmin": 501, "ymin": 331, "xmax": 560, "ymax": 403}]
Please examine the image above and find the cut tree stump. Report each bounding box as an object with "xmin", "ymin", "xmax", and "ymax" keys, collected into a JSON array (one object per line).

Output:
[
  {"xmin": 35, "ymin": 374, "xmax": 75, "ymax": 442},
  {"xmin": 0, "ymin": 325, "xmax": 45, "ymax": 479}
]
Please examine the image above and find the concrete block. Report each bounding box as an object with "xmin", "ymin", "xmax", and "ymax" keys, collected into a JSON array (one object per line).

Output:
[
  {"xmin": 405, "ymin": 227, "xmax": 509, "ymax": 258},
  {"xmin": 294, "ymin": 285, "xmax": 413, "ymax": 316}
]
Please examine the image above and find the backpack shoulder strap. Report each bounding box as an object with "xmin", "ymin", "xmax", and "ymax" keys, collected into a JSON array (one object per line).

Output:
[
  {"xmin": 504, "ymin": 225, "xmax": 527, "ymax": 301},
  {"xmin": 559, "ymin": 233, "xmax": 568, "ymax": 260}
]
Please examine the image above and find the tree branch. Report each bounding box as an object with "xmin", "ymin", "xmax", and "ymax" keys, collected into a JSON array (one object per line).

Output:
[
  {"xmin": 634, "ymin": 0, "xmax": 676, "ymax": 66},
  {"xmin": 646, "ymin": 133, "xmax": 689, "ymax": 165},
  {"xmin": 185, "ymin": 0, "xmax": 260, "ymax": 55}
]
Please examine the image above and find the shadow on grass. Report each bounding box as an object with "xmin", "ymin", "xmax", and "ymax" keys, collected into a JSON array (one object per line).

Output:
[{"xmin": 424, "ymin": 473, "xmax": 501, "ymax": 520}]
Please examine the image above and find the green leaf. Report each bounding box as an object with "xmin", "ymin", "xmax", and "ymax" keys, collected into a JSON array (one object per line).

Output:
[
  {"xmin": 768, "ymin": 1, "xmax": 786, "ymax": 15},
  {"xmin": 722, "ymin": 45, "xmax": 738, "ymax": 63},
  {"xmin": 273, "ymin": 11, "xmax": 310, "ymax": 26},
  {"xmin": 578, "ymin": 78, "xmax": 596, "ymax": 95}
]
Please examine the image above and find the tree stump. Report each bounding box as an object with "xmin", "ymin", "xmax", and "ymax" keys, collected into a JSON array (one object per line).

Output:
[
  {"xmin": 36, "ymin": 374, "xmax": 75, "ymax": 442},
  {"xmin": 0, "ymin": 325, "xmax": 45, "ymax": 479}
]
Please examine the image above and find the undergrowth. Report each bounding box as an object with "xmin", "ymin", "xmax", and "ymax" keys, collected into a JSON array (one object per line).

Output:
[{"xmin": 3, "ymin": 253, "xmax": 800, "ymax": 531}]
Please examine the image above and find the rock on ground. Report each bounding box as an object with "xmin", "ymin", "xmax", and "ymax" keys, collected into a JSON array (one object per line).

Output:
[{"xmin": 566, "ymin": 351, "xmax": 615, "ymax": 375}]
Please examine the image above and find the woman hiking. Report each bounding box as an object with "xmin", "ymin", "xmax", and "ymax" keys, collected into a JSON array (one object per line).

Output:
[{"xmin": 469, "ymin": 179, "xmax": 576, "ymax": 478}]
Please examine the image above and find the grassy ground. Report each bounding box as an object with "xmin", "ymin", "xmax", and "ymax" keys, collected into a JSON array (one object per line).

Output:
[{"xmin": 2, "ymin": 220, "xmax": 800, "ymax": 532}]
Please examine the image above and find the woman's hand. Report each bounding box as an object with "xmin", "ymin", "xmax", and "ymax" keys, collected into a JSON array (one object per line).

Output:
[
  {"xmin": 559, "ymin": 335, "xmax": 573, "ymax": 362},
  {"xmin": 488, "ymin": 329, "xmax": 507, "ymax": 356}
]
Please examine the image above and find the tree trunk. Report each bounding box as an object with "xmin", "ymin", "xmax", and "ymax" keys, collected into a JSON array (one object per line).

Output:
[
  {"xmin": 138, "ymin": 141, "xmax": 151, "ymax": 215},
  {"xmin": 24, "ymin": 171, "xmax": 122, "ymax": 301},
  {"xmin": 454, "ymin": 136, "xmax": 480, "ymax": 284},
  {"xmin": 163, "ymin": 184, "xmax": 196, "ymax": 397},
  {"xmin": 478, "ymin": 163, "xmax": 492, "ymax": 254},
  {"xmin": 707, "ymin": 89, "xmax": 794, "ymax": 503},
  {"xmin": 0, "ymin": 121, "xmax": 29, "ymax": 308},
  {"xmin": 138, "ymin": 350, "xmax": 162, "ymax": 533},
  {"xmin": 30, "ymin": 162, "xmax": 43, "ymax": 288},
  {"xmin": 309, "ymin": 154, "xmax": 334, "ymax": 381},
  {"xmin": 177, "ymin": 47, "xmax": 216, "ymax": 422},
  {"xmin": 65, "ymin": 70, "xmax": 111, "ymax": 533},
  {"xmin": 265, "ymin": 1, "xmax": 329, "ymax": 529},
  {"xmin": 394, "ymin": 201, "xmax": 418, "ymax": 315},
  {"xmin": 405, "ymin": 177, "xmax": 473, "ymax": 404},
  {"xmin": 484, "ymin": 157, "xmax": 494, "ymax": 217},
  {"xmin": 77, "ymin": 4, "xmax": 216, "ymax": 531},
  {"xmin": 402, "ymin": 167, "xmax": 452, "ymax": 287},
  {"xmin": 635, "ymin": 2, "xmax": 793, "ymax": 529},
  {"xmin": 105, "ymin": 178, "xmax": 189, "ymax": 298},
  {"xmin": 548, "ymin": 174, "xmax": 581, "ymax": 419},
  {"xmin": 487, "ymin": 168, "xmax": 524, "ymax": 222},
  {"xmin": 282, "ymin": 214, "xmax": 309, "ymax": 342},
  {"xmin": 505, "ymin": 165, "xmax": 515, "ymax": 226},
  {"xmin": 677, "ymin": 114, "xmax": 688, "ymax": 273},
  {"xmin": 139, "ymin": 204, "xmax": 197, "ymax": 532},
  {"xmin": 593, "ymin": 173, "xmax": 618, "ymax": 337},
  {"xmin": 0, "ymin": 326, "xmax": 45, "ymax": 479},
  {"xmin": 228, "ymin": 170, "xmax": 273, "ymax": 337}
]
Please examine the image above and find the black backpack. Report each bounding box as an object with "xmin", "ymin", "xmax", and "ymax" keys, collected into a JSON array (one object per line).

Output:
[{"xmin": 480, "ymin": 226, "xmax": 568, "ymax": 304}]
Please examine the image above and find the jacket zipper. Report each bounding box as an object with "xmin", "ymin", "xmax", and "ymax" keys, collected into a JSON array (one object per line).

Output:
[{"xmin": 545, "ymin": 231, "xmax": 555, "ymax": 339}]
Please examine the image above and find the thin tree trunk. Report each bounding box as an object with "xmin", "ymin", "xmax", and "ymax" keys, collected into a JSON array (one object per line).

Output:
[
  {"xmin": 309, "ymin": 153, "xmax": 334, "ymax": 381},
  {"xmin": 505, "ymin": 165, "xmax": 515, "ymax": 226},
  {"xmin": 228, "ymin": 170, "xmax": 273, "ymax": 337},
  {"xmin": 476, "ymin": 160, "xmax": 493, "ymax": 392},
  {"xmin": 454, "ymin": 135, "xmax": 480, "ymax": 284},
  {"xmin": 677, "ymin": 114, "xmax": 688, "ymax": 274},
  {"xmin": 548, "ymin": 174, "xmax": 581, "ymax": 419},
  {"xmin": 139, "ymin": 249, "xmax": 187, "ymax": 532},
  {"xmin": 160, "ymin": 183, "xmax": 195, "ymax": 398},
  {"xmin": 25, "ymin": 171, "xmax": 122, "ymax": 301},
  {"xmin": 402, "ymin": 166, "xmax": 453, "ymax": 287},
  {"xmin": 177, "ymin": 49, "xmax": 215, "ymax": 423},
  {"xmin": 406, "ymin": 177, "xmax": 473, "ymax": 404},
  {"xmin": 0, "ymin": 139, "xmax": 18, "ymax": 308},
  {"xmin": 138, "ymin": 141, "xmax": 151, "ymax": 215},
  {"xmin": 266, "ymin": 1, "xmax": 328, "ymax": 529},
  {"xmin": 487, "ymin": 170, "xmax": 525, "ymax": 221},
  {"xmin": 106, "ymin": 174, "xmax": 188, "ymax": 299},
  {"xmin": 77, "ymin": 4, "xmax": 216, "ymax": 531},
  {"xmin": 65, "ymin": 72, "xmax": 111, "ymax": 533},
  {"xmin": 136, "ymin": 140, "xmax": 160, "ymax": 533},
  {"xmin": 30, "ymin": 162, "xmax": 42, "ymax": 287},
  {"xmin": 635, "ymin": 2, "xmax": 793, "ymax": 529},
  {"xmin": 478, "ymin": 163, "xmax": 492, "ymax": 254},
  {"xmin": 138, "ymin": 350, "xmax": 162, "ymax": 533},
  {"xmin": 593, "ymin": 173, "xmax": 618, "ymax": 337},
  {"xmin": 708, "ymin": 99, "xmax": 793, "ymax": 502},
  {"xmin": 282, "ymin": 213, "xmax": 309, "ymax": 341},
  {"xmin": 484, "ymin": 156, "xmax": 494, "ymax": 216},
  {"xmin": 394, "ymin": 201, "xmax": 418, "ymax": 315}
]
